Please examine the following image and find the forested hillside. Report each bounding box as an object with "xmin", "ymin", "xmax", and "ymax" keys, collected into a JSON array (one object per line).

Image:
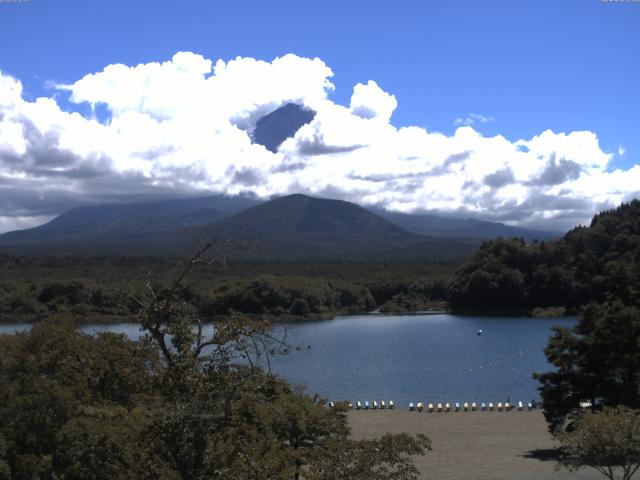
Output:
[{"xmin": 447, "ymin": 200, "xmax": 640, "ymax": 312}]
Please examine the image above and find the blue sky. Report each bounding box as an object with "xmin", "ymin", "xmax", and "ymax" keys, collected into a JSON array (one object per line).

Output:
[{"xmin": 0, "ymin": 0, "xmax": 638, "ymax": 232}]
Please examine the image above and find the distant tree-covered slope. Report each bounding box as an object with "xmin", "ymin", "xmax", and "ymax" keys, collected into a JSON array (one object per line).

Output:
[{"xmin": 447, "ymin": 200, "xmax": 640, "ymax": 311}]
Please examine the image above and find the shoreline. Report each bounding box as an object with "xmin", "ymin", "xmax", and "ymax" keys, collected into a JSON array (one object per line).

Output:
[{"xmin": 348, "ymin": 410, "xmax": 600, "ymax": 480}]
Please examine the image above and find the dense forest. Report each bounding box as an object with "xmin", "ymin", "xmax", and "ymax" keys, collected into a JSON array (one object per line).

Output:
[
  {"xmin": 0, "ymin": 255, "xmax": 454, "ymax": 323},
  {"xmin": 0, "ymin": 253, "xmax": 431, "ymax": 479},
  {"xmin": 447, "ymin": 200, "xmax": 640, "ymax": 312}
]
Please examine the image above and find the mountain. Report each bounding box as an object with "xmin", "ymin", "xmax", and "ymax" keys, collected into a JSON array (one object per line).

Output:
[
  {"xmin": 208, "ymin": 194, "xmax": 479, "ymax": 260},
  {"xmin": 0, "ymin": 193, "xmax": 557, "ymax": 259},
  {"xmin": 0, "ymin": 195, "xmax": 260, "ymax": 255},
  {"xmin": 377, "ymin": 210, "xmax": 560, "ymax": 241},
  {"xmin": 252, "ymin": 103, "xmax": 315, "ymax": 152}
]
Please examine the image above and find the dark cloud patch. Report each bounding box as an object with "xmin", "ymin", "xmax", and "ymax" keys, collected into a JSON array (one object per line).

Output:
[
  {"xmin": 297, "ymin": 139, "xmax": 365, "ymax": 156},
  {"xmin": 351, "ymin": 105, "xmax": 376, "ymax": 120},
  {"xmin": 527, "ymin": 154, "xmax": 582, "ymax": 186},
  {"xmin": 133, "ymin": 145, "xmax": 176, "ymax": 160},
  {"xmin": 271, "ymin": 161, "xmax": 307, "ymax": 174},
  {"xmin": 230, "ymin": 167, "xmax": 265, "ymax": 187},
  {"xmin": 484, "ymin": 167, "xmax": 515, "ymax": 189}
]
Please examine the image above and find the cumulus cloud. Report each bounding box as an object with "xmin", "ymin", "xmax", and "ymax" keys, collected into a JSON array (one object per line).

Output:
[{"xmin": 0, "ymin": 52, "xmax": 639, "ymax": 234}]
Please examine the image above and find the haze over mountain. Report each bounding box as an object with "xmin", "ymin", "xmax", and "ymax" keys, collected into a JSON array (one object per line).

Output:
[{"xmin": 0, "ymin": 193, "xmax": 558, "ymax": 259}]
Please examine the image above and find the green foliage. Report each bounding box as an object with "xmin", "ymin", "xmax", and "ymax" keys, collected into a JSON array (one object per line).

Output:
[
  {"xmin": 554, "ymin": 407, "xmax": 640, "ymax": 480},
  {"xmin": 448, "ymin": 200, "xmax": 640, "ymax": 312},
  {"xmin": 0, "ymin": 255, "xmax": 457, "ymax": 322},
  {"xmin": 534, "ymin": 302, "xmax": 640, "ymax": 431}
]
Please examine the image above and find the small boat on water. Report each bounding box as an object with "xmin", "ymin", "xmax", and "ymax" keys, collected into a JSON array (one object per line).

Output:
[
  {"xmin": 409, "ymin": 402, "xmax": 415, "ymax": 411},
  {"xmin": 356, "ymin": 401, "xmax": 362, "ymax": 410}
]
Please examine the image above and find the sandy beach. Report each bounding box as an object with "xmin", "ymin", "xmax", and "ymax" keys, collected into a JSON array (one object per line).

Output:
[{"xmin": 348, "ymin": 409, "xmax": 602, "ymax": 480}]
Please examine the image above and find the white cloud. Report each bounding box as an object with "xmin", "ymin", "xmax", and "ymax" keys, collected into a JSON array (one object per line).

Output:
[
  {"xmin": 454, "ymin": 112, "xmax": 495, "ymax": 126},
  {"xmin": 0, "ymin": 53, "xmax": 638, "ymax": 234}
]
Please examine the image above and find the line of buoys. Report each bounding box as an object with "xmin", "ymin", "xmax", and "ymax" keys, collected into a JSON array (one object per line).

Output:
[
  {"xmin": 337, "ymin": 399, "xmax": 535, "ymax": 413},
  {"xmin": 405, "ymin": 399, "xmax": 534, "ymax": 413}
]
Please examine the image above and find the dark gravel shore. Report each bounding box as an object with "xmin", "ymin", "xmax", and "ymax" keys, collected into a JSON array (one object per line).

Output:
[{"xmin": 348, "ymin": 410, "xmax": 602, "ymax": 480}]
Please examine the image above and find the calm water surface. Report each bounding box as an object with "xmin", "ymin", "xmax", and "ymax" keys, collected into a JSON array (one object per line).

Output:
[{"xmin": 0, "ymin": 313, "xmax": 575, "ymax": 405}]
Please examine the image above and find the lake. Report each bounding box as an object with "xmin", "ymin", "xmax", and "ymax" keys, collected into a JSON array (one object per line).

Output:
[{"xmin": 0, "ymin": 313, "xmax": 574, "ymax": 406}]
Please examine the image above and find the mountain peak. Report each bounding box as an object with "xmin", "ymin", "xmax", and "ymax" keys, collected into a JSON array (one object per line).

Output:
[{"xmin": 252, "ymin": 103, "xmax": 315, "ymax": 153}]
